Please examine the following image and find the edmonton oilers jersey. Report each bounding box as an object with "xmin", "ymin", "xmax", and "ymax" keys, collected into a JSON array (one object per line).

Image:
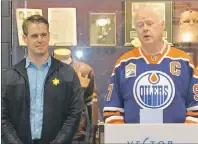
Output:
[{"xmin": 103, "ymin": 43, "xmax": 198, "ymax": 124}]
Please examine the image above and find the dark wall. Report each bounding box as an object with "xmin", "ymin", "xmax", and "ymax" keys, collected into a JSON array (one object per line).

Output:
[
  {"xmin": 1, "ymin": 1, "xmax": 12, "ymax": 87},
  {"xmin": 1, "ymin": 2, "xmax": 12, "ymax": 143}
]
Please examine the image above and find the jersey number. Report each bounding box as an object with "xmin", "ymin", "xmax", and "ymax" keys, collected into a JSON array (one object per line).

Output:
[
  {"xmin": 193, "ymin": 84, "xmax": 198, "ymax": 101},
  {"xmin": 106, "ymin": 84, "xmax": 113, "ymax": 101}
]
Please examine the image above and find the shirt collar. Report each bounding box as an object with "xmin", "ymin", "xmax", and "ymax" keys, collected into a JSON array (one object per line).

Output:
[
  {"xmin": 25, "ymin": 57, "xmax": 31, "ymax": 68},
  {"xmin": 25, "ymin": 56, "xmax": 51, "ymax": 68}
]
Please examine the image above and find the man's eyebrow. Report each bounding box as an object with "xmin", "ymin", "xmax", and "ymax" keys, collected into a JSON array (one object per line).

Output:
[
  {"xmin": 136, "ymin": 20, "xmax": 155, "ymax": 23},
  {"xmin": 135, "ymin": 20, "xmax": 144, "ymax": 23},
  {"xmin": 30, "ymin": 33, "xmax": 38, "ymax": 36},
  {"xmin": 30, "ymin": 32, "xmax": 47, "ymax": 36}
]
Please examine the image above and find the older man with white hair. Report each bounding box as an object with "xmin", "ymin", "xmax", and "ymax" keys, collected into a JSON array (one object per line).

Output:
[{"xmin": 103, "ymin": 6, "xmax": 198, "ymax": 124}]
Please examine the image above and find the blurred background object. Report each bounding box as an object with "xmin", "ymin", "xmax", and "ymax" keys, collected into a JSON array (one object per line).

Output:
[{"xmin": 177, "ymin": 5, "xmax": 198, "ymax": 43}]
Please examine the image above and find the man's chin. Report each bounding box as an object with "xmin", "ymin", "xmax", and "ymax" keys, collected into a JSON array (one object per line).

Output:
[
  {"xmin": 142, "ymin": 40, "xmax": 154, "ymax": 45},
  {"xmin": 35, "ymin": 52, "xmax": 48, "ymax": 56}
]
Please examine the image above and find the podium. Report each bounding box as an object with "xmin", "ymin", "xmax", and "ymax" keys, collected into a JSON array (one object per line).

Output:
[{"xmin": 100, "ymin": 124, "xmax": 198, "ymax": 144}]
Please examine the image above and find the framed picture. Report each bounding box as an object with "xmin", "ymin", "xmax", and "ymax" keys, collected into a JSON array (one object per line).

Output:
[
  {"xmin": 173, "ymin": 2, "xmax": 187, "ymax": 21},
  {"xmin": 89, "ymin": 13, "xmax": 116, "ymax": 46},
  {"xmin": 48, "ymin": 8, "xmax": 77, "ymax": 46},
  {"xmin": 124, "ymin": 1, "xmax": 173, "ymax": 46}
]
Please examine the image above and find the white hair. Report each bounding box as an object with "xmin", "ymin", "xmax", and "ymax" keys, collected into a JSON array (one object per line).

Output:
[{"xmin": 134, "ymin": 5, "xmax": 164, "ymax": 23}]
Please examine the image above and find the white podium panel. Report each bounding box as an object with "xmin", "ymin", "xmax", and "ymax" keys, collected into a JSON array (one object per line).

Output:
[{"xmin": 104, "ymin": 124, "xmax": 198, "ymax": 144}]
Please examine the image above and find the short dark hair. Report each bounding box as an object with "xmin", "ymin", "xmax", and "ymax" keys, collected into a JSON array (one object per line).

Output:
[{"xmin": 22, "ymin": 15, "xmax": 49, "ymax": 36}]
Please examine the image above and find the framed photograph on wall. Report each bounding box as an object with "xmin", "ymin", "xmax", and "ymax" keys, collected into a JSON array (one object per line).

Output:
[
  {"xmin": 48, "ymin": 8, "xmax": 77, "ymax": 46},
  {"xmin": 89, "ymin": 13, "xmax": 116, "ymax": 46},
  {"xmin": 124, "ymin": 1, "xmax": 173, "ymax": 46}
]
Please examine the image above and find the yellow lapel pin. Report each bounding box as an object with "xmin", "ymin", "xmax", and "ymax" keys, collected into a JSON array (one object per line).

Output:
[{"xmin": 52, "ymin": 78, "xmax": 60, "ymax": 86}]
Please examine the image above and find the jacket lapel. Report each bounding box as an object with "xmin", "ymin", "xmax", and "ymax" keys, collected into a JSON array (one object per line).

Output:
[
  {"xmin": 46, "ymin": 56, "xmax": 61, "ymax": 77},
  {"xmin": 13, "ymin": 58, "xmax": 29, "ymax": 81}
]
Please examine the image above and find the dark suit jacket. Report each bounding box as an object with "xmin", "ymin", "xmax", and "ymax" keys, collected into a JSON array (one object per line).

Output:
[{"xmin": 2, "ymin": 57, "xmax": 84, "ymax": 144}]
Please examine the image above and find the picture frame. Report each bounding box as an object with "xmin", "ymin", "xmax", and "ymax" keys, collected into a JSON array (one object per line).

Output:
[
  {"xmin": 48, "ymin": 8, "xmax": 77, "ymax": 46},
  {"xmin": 89, "ymin": 13, "xmax": 116, "ymax": 46},
  {"xmin": 173, "ymin": 2, "xmax": 187, "ymax": 21},
  {"xmin": 124, "ymin": 1, "xmax": 173, "ymax": 46}
]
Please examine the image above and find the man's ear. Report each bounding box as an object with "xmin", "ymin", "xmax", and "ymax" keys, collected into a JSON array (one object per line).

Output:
[{"xmin": 23, "ymin": 34, "xmax": 28, "ymax": 44}]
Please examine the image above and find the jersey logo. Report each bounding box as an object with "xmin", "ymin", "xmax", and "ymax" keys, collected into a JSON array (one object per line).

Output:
[
  {"xmin": 133, "ymin": 71, "xmax": 175, "ymax": 109},
  {"xmin": 125, "ymin": 62, "xmax": 136, "ymax": 78},
  {"xmin": 151, "ymin": 56, "xmax": 156, "ymax": 61},
  {"xmin": 170, "ymin": 61, "xmax": 181, "ymax": 76}
]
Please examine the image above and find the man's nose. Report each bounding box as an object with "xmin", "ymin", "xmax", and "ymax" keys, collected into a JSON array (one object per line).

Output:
[
  {"xmin": 143, "ymin": 24, "xmax": 149, "ymax": 31},
  {"xmin": 37, "ymin": 35, "xmax": 43, "ymax": 42},
  {"xmin": 190, "ymin": 20, "xmax": 194, "ymax": 24}
]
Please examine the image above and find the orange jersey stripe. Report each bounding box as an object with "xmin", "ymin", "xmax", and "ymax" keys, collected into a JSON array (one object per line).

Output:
[
  {"xmin": 103, "ymin": 111, "xmax": 122, "ymax": 117},
  {"xmin": 166, "ymin": 47, "xmax": 194, "ymax": 67},
  {"xmin": 106, "ymin": 119, "xmax": 124, "ymax": 124},
  {"xmin": 139, "ymin": 43, "xmax": 169, "ymax": 64},
  {"xmin": 185, "ymin": 120, "xmax": 198, "ymax": 124},
  {"xmin": 187, "ymin": 111, "xmax": 198, "ymax": 116},
  {"xmin": 115, "ymin": 48, "xmax": 141, "ymax": 67}
]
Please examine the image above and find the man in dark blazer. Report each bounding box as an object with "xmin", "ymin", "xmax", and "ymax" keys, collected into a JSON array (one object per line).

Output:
[{"xmin": 2, "ymin": 15, "xmax": 84, "ymax": 144}]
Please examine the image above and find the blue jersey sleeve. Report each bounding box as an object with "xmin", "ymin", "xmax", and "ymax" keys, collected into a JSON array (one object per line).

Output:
[
  {"xmin": 103, "ymin": 65, "xmax": 124, "ymax": 124},
  {"xmin": 185, "ymin": 66, "xmax": 198, "ymax": 123}
]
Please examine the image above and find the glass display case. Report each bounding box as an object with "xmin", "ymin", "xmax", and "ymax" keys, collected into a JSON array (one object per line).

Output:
[
  {"xmin": 2, "ymin": 1, "xmax": 198, "ymax": 143},
  {"xmin": 11, "ymin": 0, "xmax": 198, "ymax": 118}
]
